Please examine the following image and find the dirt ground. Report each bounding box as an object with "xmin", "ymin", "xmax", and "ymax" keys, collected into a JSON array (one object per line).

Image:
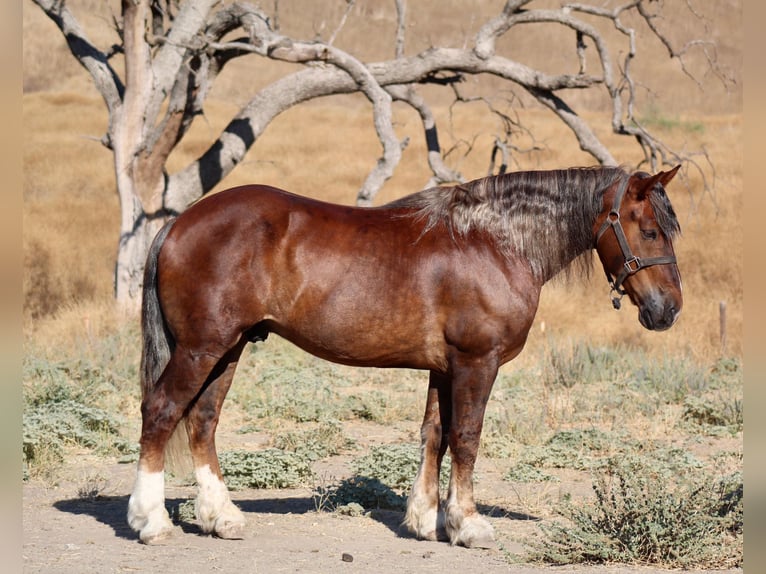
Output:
[{"xmin": 22, "ymin": 434, "xmax": 742, "ymax": 574}]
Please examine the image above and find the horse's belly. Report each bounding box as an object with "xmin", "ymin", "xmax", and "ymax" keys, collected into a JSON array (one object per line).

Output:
[{"xmin": 266, "ymin": 311, "xmax": 446, "ymax": 371}]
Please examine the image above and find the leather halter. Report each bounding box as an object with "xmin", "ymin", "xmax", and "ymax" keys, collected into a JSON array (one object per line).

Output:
[{"xmin": 595, "ymin": 177, "xmax": 677, "ymax": 310}]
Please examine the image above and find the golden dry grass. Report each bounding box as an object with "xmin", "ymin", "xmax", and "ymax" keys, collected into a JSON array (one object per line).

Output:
[
  {"xmin": 22, "ymin": 0, "xmax": 743, "ymax": 364},
  {"xmin": 23, "ymin": 89, "xmax": 743, "ymax": 362}
]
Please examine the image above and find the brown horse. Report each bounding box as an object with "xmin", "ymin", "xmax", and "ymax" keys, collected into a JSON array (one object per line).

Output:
[{"xmin": 127, "ymin": 166, "xmax": 682, "ymax": 547}]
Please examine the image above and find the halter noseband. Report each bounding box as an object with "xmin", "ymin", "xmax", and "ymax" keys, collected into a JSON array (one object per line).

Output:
[{"xmin": 595, "ymin": 177, "xmax": 677, "ymax": 310}]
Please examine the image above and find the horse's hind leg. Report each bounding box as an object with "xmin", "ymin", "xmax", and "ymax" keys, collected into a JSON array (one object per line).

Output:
[
  {"xmin": 187, "ymin": 339, "xmax": 248, "ymax": 539},
  {"xmin": 128, "ymin": 346, "xmax": 223, "ymax": 544},
  {"xmin": 404, "ymin": 371, "xmax": 451, "ymax": 541}
]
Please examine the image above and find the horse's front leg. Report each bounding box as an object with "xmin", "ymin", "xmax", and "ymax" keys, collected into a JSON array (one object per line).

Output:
[
  {"xmin": 188, "ymin": 340, "xmax": 248, "ymax": 539},
  {"xmin": 443, "ymin": 356, "xmax": 498, "ymax": 548},
  {"xmin": 404, "ymin": 371, "xmax": 451, "ymax": 541}
]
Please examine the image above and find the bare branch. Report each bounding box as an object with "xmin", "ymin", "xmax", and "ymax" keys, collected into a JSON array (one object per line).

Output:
[
  {"xmin": 394, "ymin": 0, "xmax": 406, "ymax": 58},
  {"xmin": 487, "ymin": 138, "xmax": 509, "ymax": 176},
  {"xmin": 144, "ymin": 0, "xmax": 219, "ymax": 134},
  {"xmin": 386, "ymin": 84, "xmax": 463, "ymax": 188},
  {"xmin": 30, "ymin": 0, "xmax": 124, "ymax": 123},
  {"xmin": 474, "ymin": 0, "xmax": 533, "ymax": 59},
  {"xmin": 327, "ymin": 0, "xmax": 356, "ymax": 47},
  {"xmin": 529, "ymin": 87, "xmax": 617, "ymax": 165}
]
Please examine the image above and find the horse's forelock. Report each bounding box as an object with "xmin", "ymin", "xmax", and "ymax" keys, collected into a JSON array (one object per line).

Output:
[{"xmin": 649, "ymin": 184, "xmax": 681, "ymax": 239}]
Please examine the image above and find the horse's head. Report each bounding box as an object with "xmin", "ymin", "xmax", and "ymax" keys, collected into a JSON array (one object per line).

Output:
[{"xmin": 594, "ymin": 166, "xmax": 683, "ymax": 331}]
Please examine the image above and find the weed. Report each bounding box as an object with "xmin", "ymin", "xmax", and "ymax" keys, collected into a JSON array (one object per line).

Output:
[
  {"xmin": 504, "ymin": 463, "xmax": 559, "ymax": 483},
  {"xmin": 170, "ymin": 499, "xmax": 197, "ymax": 523},
  {"xmin": 76, "ymin": 473, "xmax": 109, "ymax": 500},
  {"xmin": 628, "ymin": 354, "xmax": 710, "ymax": 404},
  {"xmin": 520, "ymin": 428, "xmax": 622, "ymax": 471},
  {"xmin": 22, "ymin": 337, "xmax": 140, "ymax": 480},
  {"xmin": 272, "ymin": 420, "xmax": 355, "ymax": 461},
  {"xmin": 218, "ymin": 448, "xmax": 314, "ymax": 490},
  {"xmin": 543, "ymin": 340, "xmax": 620, "ymax": 389},
  {"xmin": 326, "ymin": 476, "xmax": 408, "ymax": 511},
  {"xmin": 682, "ymin": 395, "xmax": 743, "ymax": 432},
  {"xmin": 23, "ymin": 399, "xmax": 125, "ymax": 479},
  {"xmin": 530, "ymin": 455, "xmax": 742, "ymax": 568},
  {"xmin": 316, "ymin": 444, "xmax": 452, "ymax": 512},
  {"xmin": 350, "ymin": 444, "xmax": 450, "ymax": 492}
]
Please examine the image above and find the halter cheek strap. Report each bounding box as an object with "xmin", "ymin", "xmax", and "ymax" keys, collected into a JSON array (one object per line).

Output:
[{"xmin": 595, "ymin": 177, "xmax": 677, "ymax": 310}]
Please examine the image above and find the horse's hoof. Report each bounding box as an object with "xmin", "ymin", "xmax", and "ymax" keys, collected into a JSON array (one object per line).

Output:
[
  {"xmin": 140, "ymin": 524, "xmax": 176, "ymax": 545},
  {"xmin": 448, "ymin": 513, "xmax": 496, "ymax": 549},
  {"xmin": 462, "ymin": 533, "xmax": 497, "ymax": 549},
  {"xmin": 215, "ymin": 520, "xmax": 246, "ymax": 540}
]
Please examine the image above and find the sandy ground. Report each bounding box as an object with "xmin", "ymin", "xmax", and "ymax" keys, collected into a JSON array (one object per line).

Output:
[{"xmin": 22, "ymin": 450, "xmax": 741, "ymax": 574}]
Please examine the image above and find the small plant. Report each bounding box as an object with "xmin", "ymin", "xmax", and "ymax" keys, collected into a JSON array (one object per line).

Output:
[
  {"xmin": 542, "ymin": 340, "xmax": 620, "ymax": 390},
  {"xmin": 219, "ymin": 448, "xmax": 314, "ymax": 490},
  {"xmin": 629, "ymin": 354, "xmax": 711, "ymax": 404},
  {"xmin": 682, "ymin": 395, "xmax": 743, "ymax": 432},
  {"xmin": 170, "ymin": 499, "xmax": 197, "ymax": 523},
  {"xmin": 530, "ymin": 455, "xmax": 742, "ymax": 568},
  {"xmin": 315, "ymin": 444, "xmax": 452, "ymax": 512},
  {"xmin": 272, "ymin": 420, "xmax": 354, "ymax": 460},
  {"xmin": 350, "ymin": 444, "xmax": 450, "ymax": 492},
  {"xmin": 23, "ymin": 399, "xmax": 124, "ymax": 479},
  {"xmin": 76, "ymin": 472, "xmax": 109, "ymax": 500},
  {"xmin": 520, "ymin": 428, "xmax": 620, "ymax": 471},
  {"xmin": 504, "ymin": 463, "xmax": 559, "ymax": 483},
  {"xmin": 325, "ymin": 476, "xmax": 408, "ymax": 511}
]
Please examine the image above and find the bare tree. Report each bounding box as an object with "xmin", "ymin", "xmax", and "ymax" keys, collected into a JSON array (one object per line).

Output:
[{"xmin": 30, "ymin": 0, "xmax": 728, "ymax": 308}]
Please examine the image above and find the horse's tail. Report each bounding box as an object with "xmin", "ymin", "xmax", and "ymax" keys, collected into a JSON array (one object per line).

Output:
[{"xmin": 139, "ymin": 217, "xmax": 192, "ymax": 476}]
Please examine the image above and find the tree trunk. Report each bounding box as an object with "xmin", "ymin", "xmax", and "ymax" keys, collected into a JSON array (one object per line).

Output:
[{"xmin": 114, "ymin": 199, "xmax": 166, "ymax": 309}]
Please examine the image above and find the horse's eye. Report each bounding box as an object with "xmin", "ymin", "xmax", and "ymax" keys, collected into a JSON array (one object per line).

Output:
[{"xmin": 641, "ymin": 229, "xmax": 658, "ymax": 241}]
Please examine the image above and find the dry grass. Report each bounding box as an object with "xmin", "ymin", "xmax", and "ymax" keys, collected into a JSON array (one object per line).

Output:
[
  {"xmin": 22, "ymin": 0, "xmax": 742, "ymax": 362},
  {"xmin": 22, "ymin": 87, "xmax": 743, "ymax": 363}
]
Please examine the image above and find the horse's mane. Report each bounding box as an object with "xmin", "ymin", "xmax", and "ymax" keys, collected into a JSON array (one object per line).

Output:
[{"xmin": 388, "ymin": 167, "xmax": 630, "ymax": 282}]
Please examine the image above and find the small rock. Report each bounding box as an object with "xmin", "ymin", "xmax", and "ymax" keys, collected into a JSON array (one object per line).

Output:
[{"xmin": 341, "ymin": 552, "xmax": 354, "ymax": 563}]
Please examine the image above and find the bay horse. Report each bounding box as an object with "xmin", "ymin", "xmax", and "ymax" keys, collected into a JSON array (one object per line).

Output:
[{"xmin": 127, "ymin": 166, "xmax": 682, "ymax": 547}]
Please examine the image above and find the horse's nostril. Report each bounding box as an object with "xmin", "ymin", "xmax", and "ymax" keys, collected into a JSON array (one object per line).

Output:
[{"xmin": 641, "ymin": 308, "xmax": 654, "ymax": 329}]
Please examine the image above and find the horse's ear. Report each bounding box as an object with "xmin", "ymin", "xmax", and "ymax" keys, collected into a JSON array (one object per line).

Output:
[
  {"xmin": 630, "ymin": 165, "xmax": 681, "ymax": 201},
  {"xmin": 657, "ymin": 164, "xmax": 681, "ymax": 188}
]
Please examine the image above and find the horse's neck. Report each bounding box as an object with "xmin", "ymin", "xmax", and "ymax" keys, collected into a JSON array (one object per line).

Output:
[{"xmin": 499, "ymin": 201, "xmax": 597, "ymax": 285}]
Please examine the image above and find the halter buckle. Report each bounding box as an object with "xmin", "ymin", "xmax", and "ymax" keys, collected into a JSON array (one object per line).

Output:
[{"xmin": 623, "ymin": 256, "xmax": 641, "ymax": 275}]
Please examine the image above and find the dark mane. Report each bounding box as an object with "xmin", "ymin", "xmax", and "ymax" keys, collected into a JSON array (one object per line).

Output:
[{"xmin": 388, "ymin": 167, "xmax": 628, "ymax": 281}]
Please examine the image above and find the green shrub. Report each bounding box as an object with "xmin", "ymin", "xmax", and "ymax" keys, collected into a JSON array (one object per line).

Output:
[
  {"xmin": 543, "ymin": 340, "xmax": 620, "ymax": 389},
  {"xmin": 317, "ymin": 444, "xmax": 452, "ymax": 512},
  {"xmin": 324, "ymin": 476, "xmax": 408, "ymax": 511},
  {"xmin": 530, "ymin": 456, "xmax": 742, "ymax": 568},
  {"xmin": 682, "ymin": 395, "xmax": 743, "ymax": 432},
  {"xmin": 520, "ymin": 428, "xmax": 622, "ymax": 471},
  {"xmin": 504, "ymin": 463, "xmax": 558, "ymax": 483},
  {"xmin": 350, "ymin": 444, "xmax": 450, "ymax": 492},
  {"xmin": 22, "ymin": 350, "xmax": 135, "ymax": 479},
  {"xmin": 219, "ymin": 448, "xmax": 314, "ymax": 490},
  {"xmin": 272, "ymin": 420, "xmax": 354, "ymax": 460}
]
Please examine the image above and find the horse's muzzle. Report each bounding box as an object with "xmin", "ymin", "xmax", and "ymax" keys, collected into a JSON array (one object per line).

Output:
[{"xmin": 638, "ymin": 298, "xmax": 680, "ymax": 331}]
